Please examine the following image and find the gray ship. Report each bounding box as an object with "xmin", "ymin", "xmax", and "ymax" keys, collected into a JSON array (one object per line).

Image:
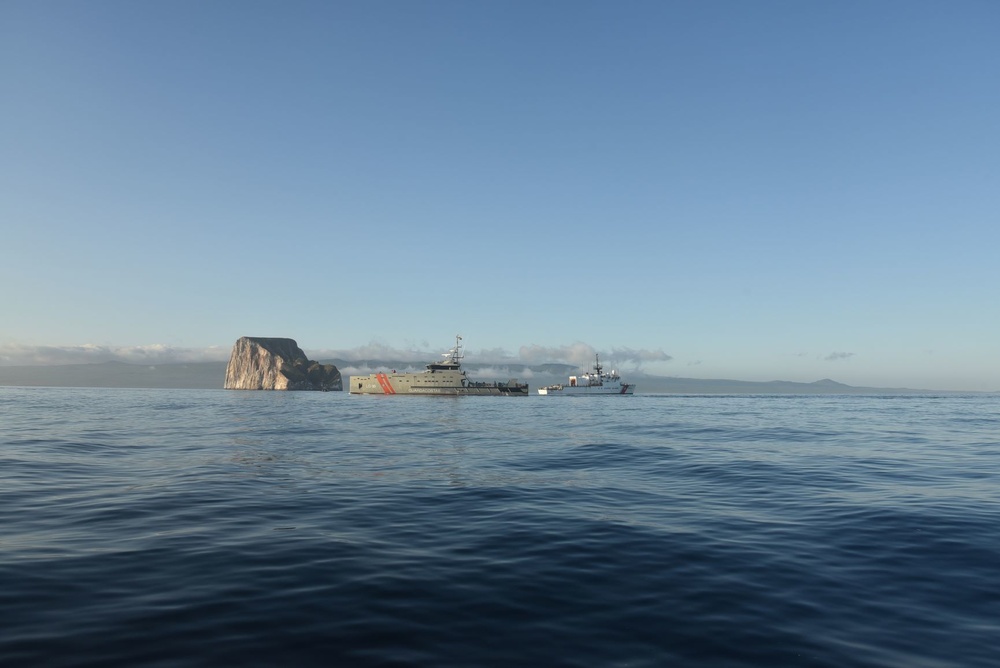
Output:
[{"xmin": 349, "ymin": 336, "xmax": 529, "ymax": 396}]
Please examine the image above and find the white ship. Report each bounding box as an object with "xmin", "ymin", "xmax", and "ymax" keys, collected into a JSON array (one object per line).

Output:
[{"xmin": 538, "ymin": 354, "xmax": 635, "ymax": 395}]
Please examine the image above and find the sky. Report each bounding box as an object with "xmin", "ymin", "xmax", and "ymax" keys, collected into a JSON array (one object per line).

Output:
[{"xmin": 2, "ymin": 1, "xmax": 998, "ymax": 391}]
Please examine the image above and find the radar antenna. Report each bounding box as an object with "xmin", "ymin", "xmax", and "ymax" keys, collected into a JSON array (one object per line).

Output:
[{"xmin": 443, "ymin": 334, "xmax": 464, "ymax": 365}]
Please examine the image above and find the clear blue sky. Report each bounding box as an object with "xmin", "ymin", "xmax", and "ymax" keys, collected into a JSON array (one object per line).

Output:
[{"xmin": 2, "ymin": 1, "xmax": 998, "ymax": 390}]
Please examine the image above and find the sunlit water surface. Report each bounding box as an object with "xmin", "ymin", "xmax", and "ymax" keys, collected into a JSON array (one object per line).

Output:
[{"xmin": 2, "ymin": 388, "xmax": 998, "ymax": 666}]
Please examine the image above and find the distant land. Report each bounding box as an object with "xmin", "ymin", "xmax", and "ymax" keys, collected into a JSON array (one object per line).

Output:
[{"xmin": 0, "ymin": 360, "xmax": 982, "ymax": 394}]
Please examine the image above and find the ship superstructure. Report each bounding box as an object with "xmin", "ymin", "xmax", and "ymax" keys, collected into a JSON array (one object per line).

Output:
[
  {"xmin": 537, "ymin": 354, "xmax": 635, "ymax": 395},
  {"xmin": 349, "ymin": 336, "xmax": 529, "ymax": 396}
]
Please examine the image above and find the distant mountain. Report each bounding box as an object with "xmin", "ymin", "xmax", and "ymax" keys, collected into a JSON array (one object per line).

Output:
[
  {"xmin": 0, "ymin": 360, "xmax": 971, "ymax": 394},
  {"xmin": 627, "ymin": 373, "xmax": 940, "ymax": 395},
  {"xmin": 0, "ymin": 361, "xmax": 228, "ymax": 389},
  {"xmin": 811, "ymin": 378, "xmax": 850, "ymax": 388}
]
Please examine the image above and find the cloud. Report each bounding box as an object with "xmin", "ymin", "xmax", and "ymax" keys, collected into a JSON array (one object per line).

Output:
[
  {"xmin": 308, "ymin": 341, "xmax": 430, "ymax": 362},
  {"xmin": 319, "ymin": 342, "xmax": 547, "ymax": 366},
  {"xmin": 1, "ymin": 339, "xmax": 672, "ymax": 370},
  {"xmin": 607, "ymin": 347, "xmax": 673, "ymax": 368},
  {"xmin": 824, "ymin": 352, "xmax": 855, "ymax": 361},
  {"xmin": 518, "ymin": 342, "xmax": 671, "ymax": 370},
  {"xmin": 466, "ymin": 365, "xmax": 536, "ymax": 380},
  {"xmin": 335, "ymin": 363, "xmax": 426, "ymax": 377},
  {"xmin": 518, "ymin": 342, "xmax": 597, "ymax": 367},
  {"xmin": 473, "ymin": 347, "xmax": 520, "ymax": 364},
  {"xmin": 0, "ymin": 343, "xmax": 231, "ymax": 366}
]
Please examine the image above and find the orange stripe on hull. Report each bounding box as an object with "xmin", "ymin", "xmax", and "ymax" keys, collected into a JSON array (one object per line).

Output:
[{"xmin": 376, "ymin": 373, "xmax": 396, "ymax": 394}]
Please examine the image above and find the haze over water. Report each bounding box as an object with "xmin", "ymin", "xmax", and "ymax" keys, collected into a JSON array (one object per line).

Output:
[{"xmin": 3, "ymin": 387, "xmax": 998, "ymax": 666}]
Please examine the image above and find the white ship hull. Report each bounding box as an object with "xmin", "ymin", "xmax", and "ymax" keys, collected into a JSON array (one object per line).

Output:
[
  {"xmin": 537, "ymin": 354, "xmax": 635, "ymax": 396},
  {"xmin": 538, "ymin": 384, "xmax": 634, "ymax": 396}
]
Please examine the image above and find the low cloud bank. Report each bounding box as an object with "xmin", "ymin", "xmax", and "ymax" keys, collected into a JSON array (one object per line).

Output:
[
  {"xmin": 2, "ymin": 340, "xmax": 672, "ymax": 370},
  {"xmin": 0, "ymin": 343, "xmax": 230, "ymax": 366},
  {"xmin": 309, "ymin": 341, "xmax": 431, "ymax": 362},
  {"xmin": 519, "ymin": 343, "xmax": 672, "ymax": 370},
  {"xmin": 325, "ymin": 342, "xmax": 671, "ymax": 371}
]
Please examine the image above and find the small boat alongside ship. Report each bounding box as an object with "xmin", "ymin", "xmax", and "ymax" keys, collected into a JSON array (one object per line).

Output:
[
  {"xmin": 349, "ymin": 336, "xmax": 529, "ymax": 396},
  {"xmin": 538, "ymin": 354, "xmax": 635, "ymax": 395}
]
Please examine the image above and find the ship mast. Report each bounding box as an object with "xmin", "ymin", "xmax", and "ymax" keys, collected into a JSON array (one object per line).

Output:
[{"xmin": 444, "ymin": 334, "xmax": 464, "ymax": 365}]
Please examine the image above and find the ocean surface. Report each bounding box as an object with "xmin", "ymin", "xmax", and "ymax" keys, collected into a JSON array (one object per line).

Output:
[{"xmin": 2, "ymin": 388, "xmax": 998, "ymax": 667}]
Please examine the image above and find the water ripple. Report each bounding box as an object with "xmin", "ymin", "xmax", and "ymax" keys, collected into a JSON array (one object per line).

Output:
[{"xmin": 1, "ymin": 388, "xmax": 998, "ymax": 666}]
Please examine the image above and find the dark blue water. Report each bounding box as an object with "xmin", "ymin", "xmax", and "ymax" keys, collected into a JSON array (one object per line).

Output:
[{"xmin": 2, "ymin": 388, "xmax": 998, "ymax": 667}]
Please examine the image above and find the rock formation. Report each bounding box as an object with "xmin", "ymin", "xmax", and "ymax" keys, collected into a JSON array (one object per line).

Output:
[{"xmin": 224, "ymin": 337, "xmax": 342, "ymax": 391}]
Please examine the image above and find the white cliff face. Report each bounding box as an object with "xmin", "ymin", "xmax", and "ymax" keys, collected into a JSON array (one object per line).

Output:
[
  {"xmin": 223, "ymin": 337, "xmax": 341, "ymax": 391},
  {"xmin": 223, "ymin": 337, "xmax": 294, "ymax": 390}
]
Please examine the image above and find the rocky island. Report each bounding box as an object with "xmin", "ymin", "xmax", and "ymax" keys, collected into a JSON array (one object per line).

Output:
[{"xmin": 224, "ymin": 337, "xmax": 342, "ymax": 391}]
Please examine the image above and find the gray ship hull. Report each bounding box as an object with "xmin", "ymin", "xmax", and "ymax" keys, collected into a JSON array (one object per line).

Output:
[
  {"xmin": 405, "ymin": 384, "xmax": 529, "ymax": 396},
  {"xmin": 349, "ymin": 338, "xmax": 528, "ymax": 396},
  {"xmin": 349, "ymin": 371, "xmax": 528, "ymax": 396}
]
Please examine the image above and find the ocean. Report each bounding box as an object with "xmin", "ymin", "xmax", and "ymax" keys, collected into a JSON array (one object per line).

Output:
[{"xmin": 1, "ymin": 387, "xmax": 997, "ymax": 667}]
